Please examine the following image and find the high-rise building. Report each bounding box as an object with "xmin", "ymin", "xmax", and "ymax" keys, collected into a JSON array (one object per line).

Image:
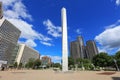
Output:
[
  {"xmin": 70, "ymin": 36, "xmax": 98, "ymax": 61},
  {"xmin": 70, "ymin": 41, "xmax": 81, "ymax": 61},
  {"xmin": 86, "ymin": 40, "xmax": 98, "ymax": 59},
  {"xmin": 70, "ymin": 36, "xmax": 85, "ymax": 62},
  {"xmin": 0, "ymin": 2, "xmax": 21, "ymax": 66},
  {"xmin": 0, "ymin": 18, "xmax": 21, "ymax": 65},
  {"xmin": 77, "ymin": 36, "xmax": 84, "ymax": 59},
  {"xmin": 15, "ymin": 44, "xmax": 40, "ymax": 65}
]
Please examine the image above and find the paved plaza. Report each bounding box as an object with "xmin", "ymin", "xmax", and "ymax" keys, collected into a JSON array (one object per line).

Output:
[{"xmin": 0, "ymin": 69, "xmax": 120, "ymax": 80}]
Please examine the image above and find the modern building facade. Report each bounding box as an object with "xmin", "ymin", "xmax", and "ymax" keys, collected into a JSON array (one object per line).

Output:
[
  {"xmin": 9, "ymin": 44, "xmax": 20, "ymax": 65},
  {"xmin": 86, "ymin": 40, "xmax": 98, "ymax": 59},
  {"xmin": 77, "ymin": 36, "xmax": 84, "ymax": 59},
  {"xmin": 0, "ymin": 2, "xmax": 21, "ymax": 66},
  {"xmin": 70, "ymin": 36, "xmax": 85, "ymax": 62},
  {"xmin": 0, "ymin": 18, "xmax": 21, "ymax": 65},
  {"xmin": 70, "ymin": 41, "xmax": 81, "ymax": 60},
  {"xmin": 15, "ymin": 44, "xmax": 40, "ymax": 65},
  {"xmin": 70, "ymin": 36, "xmax": 98, "ymax": 61},
  {"xmin": 41, "ymin": 56, "xmax": 51, "ymax": 66}
]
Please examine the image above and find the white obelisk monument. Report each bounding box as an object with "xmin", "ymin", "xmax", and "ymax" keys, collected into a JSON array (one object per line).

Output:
[{"xmin": 61, "ymin": 7, "xmax": 68, "ymax": 72}]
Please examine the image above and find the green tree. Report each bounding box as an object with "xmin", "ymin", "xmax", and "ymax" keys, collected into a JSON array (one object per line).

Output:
[
  {"xmin": 33, "ymin": 59, "xmax": 41, "ymax": 69},
  {"xmin": 53, "ymin": 63, "xmax": 61, "ymax": 68},
  {"xmin": 68, "ymin": 57, "xmax": 75, "ymax": 69},
  {"xmin": 25, "ymin": 58, "xmax": 35, "ymax": 69},
  {"xmin": 76, "ymin": 58, "xmax": 83, "ymax": 64},
  {"xmin": 83, "ymin": 59, "xmax": 91, "ymax": 64},
  {"xmin": 18, "ymin": 63, "xmax": 23, "ymax": 69},
  {"xmin": 115, "ymin": 51, "xmax": 120, "ymax": 59},
  {"xmin": 68, "ymin": 57, "xmax": 74, "ymax": 66},
  {"xmin": 92, "ymin": 52, "xmax": 112, "ymax": 67},
  {"xmin": 76, "ymin": 58, "xmax": 93, "ymax": 70},
  {"xmin": 115, "ymin": 51, "xmax": 120, "ymax": 67},
  {"xmin": 76, "ymin": 58, "xmax": 83, "ymax": 68},
  {"xmin": 13, "ymin": 62, "xmax": 18, "ymax": 68}
]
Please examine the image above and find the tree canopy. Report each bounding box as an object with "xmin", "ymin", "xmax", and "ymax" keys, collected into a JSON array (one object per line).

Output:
[
  {"xmin": 92, "ymin": 52, "xmax": 113, "ymax": 67},
  {"xmin": 115, "ymin": 51, "xmax": 120, "ymax": 67}
]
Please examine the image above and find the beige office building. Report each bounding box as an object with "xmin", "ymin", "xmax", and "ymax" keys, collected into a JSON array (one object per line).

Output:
[{"xmin": 15, "ymin": 44, "xmax": 40, "ymax": 65}]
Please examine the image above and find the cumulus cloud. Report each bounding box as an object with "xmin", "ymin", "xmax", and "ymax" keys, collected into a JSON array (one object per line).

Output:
[
  {"xmin": 40, "ymin": 41, "xmax": 53, "ymax": 46},
  {"xmin": 117, "ymin": 48, "xmax": 120, "ymax": 51},
  {"xmin": 95, "ymin": 25, "xmax": 120, "ymax": 48},
  {"xmin": 8, "ymin": 19, "xmax": 52, "ymax": 41},
  {"xmin": 97, "ymin": 47, "xmax": 107, "ymax": 53},
  {"xmin": 19, "ymin": 39, "xmax": 37, "ymax": 47},
  {"xmin": 43, "ymin": 19, "xmax": 62, "ymax": 38},
  {"xmin": 1, "ymin": 0, "xmax": 32, "ymax": 20},
  {"xmin": 24, "ymin": 39, "xmax": 37, "ymax": 47},
  {"xmin": 95, "ymin": 19, "xmax": 120, "ymax": 54},
  {"xmin": 0, "ymin": 0, "xmax": 52, "ymax": 47},
  {"xmin": 116, "ymin": 0, "xmax": 120, "ymax": 6}
]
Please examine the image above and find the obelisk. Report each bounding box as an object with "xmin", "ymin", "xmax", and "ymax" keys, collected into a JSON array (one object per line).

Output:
[{"xmin": 61, "ymin": 7, "xmax": 68, "ymax": 72}]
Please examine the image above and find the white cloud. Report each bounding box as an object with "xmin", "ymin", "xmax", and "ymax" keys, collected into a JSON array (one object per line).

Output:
[
  {"xmin": 8, "ymin": 19, "xmax": 52, "ymax": 41},
  {"xmin": 97, "ymin": 47, "xmax": 107, "ymax": 53},
  {"xmin": 105, "ymin": 20, "xmax": 120, "ymax": 29},
  {"xmin": 1, "ymin": 0, "xmax": 32, "ymax": 20},
  {"xmin": 40, "ymin": 41, "xmax": 53, "ymax": 46},
  {"xmin": 18, "ymin": 39, "xmax": 37, "ymax": 48},
  {"xmin": 43, "ymin": 19, "xmax": 62, "ymax": 38},
  {"xmin": 95, "ymin": 20, "xmax": 120, "ymax": 54},
  {"xmin": 25, "ymin": 39, "xmax": 37, "ymax": 47},
  {"xmin": 75, "ymin": 29, "xmax": 82, "ymax": 34},
  {"xmin": 41, "ymin": 55, "xmax": 61, "ymax": 63},
  {"xmin": 0, "ymin": 0, "xmax": 16, "ymax": 7},
  {"xmin": 95, "ymin": 25, "xmax": 120, "ymax": 48},
  {"xmin": 116, "ymin": 0, "xmax": 120, "ymax": 6},
  {"xmin": 117, "ymin": 48, "xmax": 120, "ymax": 51},
  {"xmin": 0, "ymin": 0, "xmax": 52, "ymax": 47}
]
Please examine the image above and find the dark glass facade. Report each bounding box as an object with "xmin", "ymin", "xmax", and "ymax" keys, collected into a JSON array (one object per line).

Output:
[
  {"xmin": 86, "ymin": 40, "xmax": 98, "ymax": 59},
  {"xmin": 70, "ymin": 36, "xmax": 98, "ymax": 61},
  {"xmin": 70, "ymin": 36, "xmax": 85, "ymax": 62}
]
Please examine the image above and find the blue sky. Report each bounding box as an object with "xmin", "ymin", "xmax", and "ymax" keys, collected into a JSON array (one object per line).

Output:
[{"xmin": 1, "ymin": 0, "xmax": 120, "ymax": 63}]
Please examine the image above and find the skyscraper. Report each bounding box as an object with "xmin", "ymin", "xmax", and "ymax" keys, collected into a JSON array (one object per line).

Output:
[
  {"xmin": 70, "ymin": 36, "xmax": 85, "ymax": 62},
  {"xmin": 70, "ymin": 41, "xmax": 81, "ymax": 62},
  {"xmin": 61, "ymin": 7, "xmax": 68, "ymax": 72},
  {"xmin": 70, "ymin": 36, "xmax": 98, "ymax": 61},
  {"xmin": 0, "ymin": 19, "xmax": 21, "ymax": 65},
  {"xmin": 0, "ymin": 3, "xmax": 21, "ymax": 65},
  {"xmin": 77, "ymin": 36, "xmax": 84, "ymax": 59},
  {"xmin": 86, "ymin": 40, "xmax": 98, "ymax": 59}
]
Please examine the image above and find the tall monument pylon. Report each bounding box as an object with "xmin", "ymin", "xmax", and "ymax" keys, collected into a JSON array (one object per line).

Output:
[{"xmin": 61, "ymin": 7, "xmax": 68, "ymax": 72}]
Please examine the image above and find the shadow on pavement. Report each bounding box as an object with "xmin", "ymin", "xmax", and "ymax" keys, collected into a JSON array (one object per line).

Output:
[
  {"xmin": 112, "ymin": 77, "xmax": 120, "ymax": 80},
  {"xmin": 97, "ymin": 72, "xmax": 116, "ymax": 75}
]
